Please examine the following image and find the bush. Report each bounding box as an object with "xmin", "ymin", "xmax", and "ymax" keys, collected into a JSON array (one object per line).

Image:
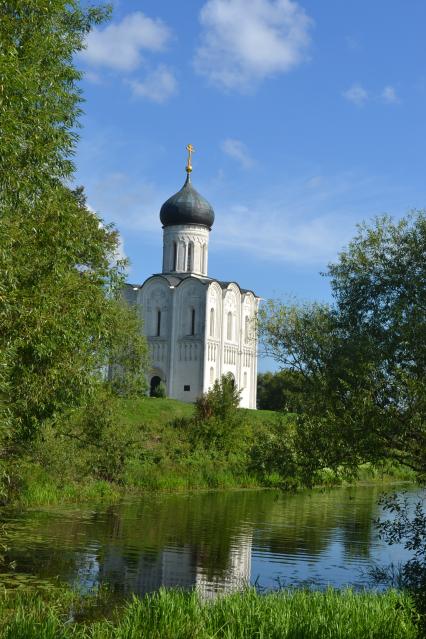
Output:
[
  {"xmin": 195, "ymin": 374, "xmax": 241, "ymax": 421},
  {"xmin": 192, "ymin": 375, "xmax": 247, "ymax": 452},
  {"xmin": 151, "ymin": 381, "xmax": 167, "ymax": 398}
]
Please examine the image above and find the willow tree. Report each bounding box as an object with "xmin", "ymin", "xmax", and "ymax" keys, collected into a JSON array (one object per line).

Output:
[
  {"xmin": 0, "ymin": 1, "xmax": 148, "ymax": 446},
  {"xmin": 260, "ymin": 212, "xmax": 426, "ymax": 481}
]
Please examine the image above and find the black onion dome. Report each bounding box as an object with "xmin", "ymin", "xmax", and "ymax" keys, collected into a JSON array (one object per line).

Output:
[{"xmin": 160, "ymin": 175, "xmax": 215, "ymax": 229}]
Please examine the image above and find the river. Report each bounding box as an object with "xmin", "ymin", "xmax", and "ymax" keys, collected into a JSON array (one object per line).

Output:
[{"xmin": 0, "ymin": 485, "xmax": 420, "ymax": 598}]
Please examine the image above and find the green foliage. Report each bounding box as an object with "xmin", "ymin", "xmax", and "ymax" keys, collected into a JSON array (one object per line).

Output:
[
  {"xmin": 0, "ymin": 587, "xmax": 418, "ymax": 638},
  {"xmin": 0, "ymin": 0, "xmax": 148, "ymax": 449},
  {"xmin": 193, "ymin": 374, "xmax": 246, "ymax": 451},
  {"xmin": 5, "ymin": 397, "xmax": 410, "ymax": 507},
  {"xmin": 249, "ymin": 415, "xmax": 299, "ymax": 487},
  {"xmin": 257, "ymin": 370, "xmax": 305, "ymax": 411},
  {"xmin": 259, "ymin": 212, "xmax": 426, "ymax": 482},
  {"xmin": 6, "ymin": 398, "xmax": 280, "ymax": 504},
  {"xmin": 375, "ymin": 492, "xmax": 426, "ymax": 632},
  {"xmin": 195, "ymin": 373, "xmax": 241, "ymax": 421},
  {"xmin": 151, "ymin": 381, "xmax": 167, "ymax": 398}
]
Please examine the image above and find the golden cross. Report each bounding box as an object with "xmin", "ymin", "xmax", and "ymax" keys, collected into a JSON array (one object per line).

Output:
[{"xmin": 186, "ymin": 143, "xmax": 195, "ymax": 173}]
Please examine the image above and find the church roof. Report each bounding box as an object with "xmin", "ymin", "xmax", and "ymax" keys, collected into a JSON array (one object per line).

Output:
[
  {"xmin": 159, "ymin": 175, "xmax": 215, "ymax": 229},
  {"xmin": 136, "ymin": 274, "xmax": 258, "ymax": 298}
]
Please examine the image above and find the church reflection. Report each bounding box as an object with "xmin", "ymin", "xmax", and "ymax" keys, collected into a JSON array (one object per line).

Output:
[
  {"xmin": 97, "ymin": 531, "xmax": 253, "ymax": 598},
  {"xmin": 3, "ymin": 486, "xmax": 406, "ymax": 594}
]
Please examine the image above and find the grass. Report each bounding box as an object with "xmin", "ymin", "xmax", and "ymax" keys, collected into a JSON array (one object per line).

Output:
[
  {"xmin": 119, "ymin": 397, "xmax": 195, "ymax": 428},
  {"xmin": 8, "ymin": 397, "xmax": 415, "ymax": 508},
  {"xmin": 118, "ymin": 397, "xmax": 279, "ymax": 428},
  {"xmin": 10, "ymin": 398, "xmax": 283, "ymax": 507},
  {"xmin": 0, "ymin": 587, "xmax": 418, "ymax": 638},
  {"xmin": 17, "ymin": 473, "xmax": 121, "ymax": 508}
]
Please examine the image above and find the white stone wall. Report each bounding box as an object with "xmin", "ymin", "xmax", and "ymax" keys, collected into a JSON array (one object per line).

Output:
[
  {"xmin": 139, "ymin": 276, "xmax": 172, "ymax": 392},
  {"xmin": 203, "ymin": 283, "xmax": 258, "ymax": 409},
  {"xmin": 169, "ymin": 278, "xmax": 205, "ymax": 402},
  {"xmin": 139, "ymin": 276, "xmax": 258, "ymax": 409},
  {"xmin": 162, "ymin": 224, "xmax": 210, "ymax": 276}
]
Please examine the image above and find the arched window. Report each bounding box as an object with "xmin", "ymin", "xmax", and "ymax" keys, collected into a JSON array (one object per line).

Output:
[
  {"xmin": 156, "ymin": 309, "xmax": 161, "ymax": 337},
  {"xmin": 202, "ymin": 244, "xmax": 207, "ymax": 273},
  {"xmin": 227, "ymin": 311, "xmax": 233, "ymax": 341},
  {"xmin": 190, "ymin": 307, "xmax": 196, "ymax": 336},
  {"xmin": 210, "ymin": 308, "xmax": 215, "ymax": 337},
  {"xmin": 210, "ymin": 367, "xmax": 214, "ymax": 384},
  {"xmin": 187, "ymin": 242, "xmax": 193, "ymax": 272},
  {"xmin": 243, "ymin": 371, "xmax": 247, "ymax": 388},
  {"xmin": 245, "ymin": 316, "xmax": 249, "ymax": 343},
  {"xmin": 173, "ymin": 242, "xmax": 177, "ymax": 271}
]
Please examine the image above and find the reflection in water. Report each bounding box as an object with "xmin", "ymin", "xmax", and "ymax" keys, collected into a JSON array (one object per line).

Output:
[{"xmin": 1, "ymin": 486, "xmax": 420, "ymax": 597}]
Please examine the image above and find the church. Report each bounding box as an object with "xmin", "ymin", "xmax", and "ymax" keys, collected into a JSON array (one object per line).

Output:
[{"xmin": 124, "ymin": 146, "xmax": 259, "ymax": 409}]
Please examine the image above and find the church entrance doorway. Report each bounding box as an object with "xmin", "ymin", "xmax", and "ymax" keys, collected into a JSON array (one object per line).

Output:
[{"xmin": 150, "ymin": 376, "xmax": 162, "ymax": 397}]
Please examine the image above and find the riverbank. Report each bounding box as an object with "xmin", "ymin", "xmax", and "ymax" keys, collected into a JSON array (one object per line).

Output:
[
  {"xmin": 0, "ymin": 587, "xmax": 418, "ymax": 638},
  {"xmin": 8, "ymin": 398, "xmax": 416, "ymax": 508}
]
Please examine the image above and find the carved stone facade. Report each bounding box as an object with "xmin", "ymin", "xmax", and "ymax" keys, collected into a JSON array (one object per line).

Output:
[
  {"xmin": 126, "ymin": 275, "xmax": 258, "ymax": 408},
  {"xmin": 162, "ymin": 224, "xmax": 209, "ymax": 276}
]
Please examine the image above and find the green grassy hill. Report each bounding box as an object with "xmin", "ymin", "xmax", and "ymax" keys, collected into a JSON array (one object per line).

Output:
[
  {"xmin": 15, "ymin": 397, "xmax": 414, "ymax": 508},
  {"xmin": 17, "ymin": 397, "xmax": 284, "ymax": 506},
  {"xmin": 118, "ymin": 397, "xmax": 278, "ymax": 428}
]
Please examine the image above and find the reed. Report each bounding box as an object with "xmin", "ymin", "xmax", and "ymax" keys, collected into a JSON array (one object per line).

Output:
[{"xmin": 0, "ymin": 587, "xmax": 418, "ymax": 639}]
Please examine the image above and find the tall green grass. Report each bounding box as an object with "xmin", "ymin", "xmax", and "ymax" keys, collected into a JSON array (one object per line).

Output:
[{"xmin": 0, "ymin": 587, "xmax": 418, "ymax": 638}]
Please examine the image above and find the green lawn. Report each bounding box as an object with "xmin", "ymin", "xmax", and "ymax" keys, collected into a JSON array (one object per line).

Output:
[{"xmin": 118, "ymin": 396, "xmax": 278, "ymax": 428}]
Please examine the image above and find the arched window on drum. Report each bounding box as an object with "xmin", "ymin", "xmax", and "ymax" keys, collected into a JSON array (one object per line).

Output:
[
  {"xmin": 202, "ymin": 244, "xmax": 207, "ymax": 273},
  {"xmin": 187, "ymin": 242, "xmax": 193, "ymax": 272},
  {"xmin": 172, "ymin": 241, "xmax": 177, "ymax": 271}
]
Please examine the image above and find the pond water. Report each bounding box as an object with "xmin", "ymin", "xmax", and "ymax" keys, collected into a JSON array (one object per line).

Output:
[{"xmin": 0, "ymin": 485, "xmax": 421, "ymax": 598}]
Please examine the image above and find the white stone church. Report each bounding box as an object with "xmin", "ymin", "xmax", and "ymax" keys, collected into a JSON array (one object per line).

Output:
[{"xmin": 124, "ymin": 148, "xmax": 259, "ymax": 409}]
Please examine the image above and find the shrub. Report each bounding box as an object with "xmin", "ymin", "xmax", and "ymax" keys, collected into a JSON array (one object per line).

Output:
[
  {"xmin": 195, "ymin": 374, "xmax": 241, "ymax": 421},
  {"xmin": 151, "ymin": 382, "xmax": 167, "ymax": 398}
]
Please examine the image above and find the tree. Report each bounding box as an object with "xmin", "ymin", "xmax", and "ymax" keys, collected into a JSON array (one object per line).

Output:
[
  {"xmin": 259, "ymin": 212, "xmax": 426, "ymax": 480},
  {"xmin": 257, "ymin": 370, "xmax": 305, "ymax": 411},
  {"xmin": 0, "ymin": 1, "xmax": 148, "ymax": 447}
]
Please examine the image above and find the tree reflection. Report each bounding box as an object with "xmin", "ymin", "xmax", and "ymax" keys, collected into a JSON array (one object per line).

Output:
[{"xmin": 2, "ymin": 486, "xmax": 393, "ymax": 595}]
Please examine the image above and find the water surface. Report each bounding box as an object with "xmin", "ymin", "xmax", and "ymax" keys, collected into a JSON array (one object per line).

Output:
[{"xmin": 1, "ymin": 485, "xmax": 420, "ymax": 598}]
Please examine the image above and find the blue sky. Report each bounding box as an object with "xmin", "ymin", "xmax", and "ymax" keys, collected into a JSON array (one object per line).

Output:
[{"xmin": 75, "ymin": 0, "xmax": 426, "ymax": 370}]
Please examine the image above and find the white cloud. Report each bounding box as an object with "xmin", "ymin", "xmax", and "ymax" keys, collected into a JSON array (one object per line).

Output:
[
  {"xmin": 343, "ymin": 84, "xmax": 368, "ymax": 106},
  {"xmin": 84, "ymin": 70, "xmax": 103, "ymax": 84},
  {"xmin": 221, "ymin": 139, "xmax": 254, "ymax": 168},
  {"xmin": 381, "ymin": 85, "xmax": 399, "ymax": 104},
  {"xmin": 88, "ymin": 173, "xmax": 167, "ymax": 236},
  {"xmin": 209, "ymin": 171, "xmax": 409, "ymax": 264},
  {"xmin": 89, "ymin": 202, "xmax": 128, "ymax": 267},
  {"xmin": 81, "ymin": 12, "xmax": 171, "ymax": 71},
  {"xmin": 84, "ymin": 162, "xmax": 408, "ymax": 270},
  {"xmin": 129, "ymin": 65, "xmax": 177, "ymax": 103},
  {"xmin": 114, "ymin": 234, "xmax": 128, "ymax": 265},
  {"xmin": 194, "ymin": 0, "xmax": 313, "ymax": 91}
]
